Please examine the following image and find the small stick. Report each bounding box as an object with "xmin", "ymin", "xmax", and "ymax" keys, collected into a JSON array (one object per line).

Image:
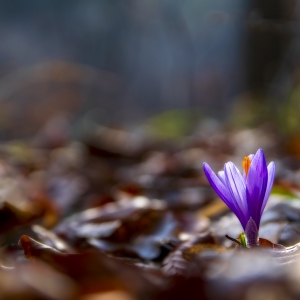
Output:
[{"xmin": 225, "ymin": 234, "xmax": 242, "ymax": 246}]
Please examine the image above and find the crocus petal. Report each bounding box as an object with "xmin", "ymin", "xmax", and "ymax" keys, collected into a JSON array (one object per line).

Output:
[
  {"xmin": 260, "ymin": 161, "xmax": 275, "ymax": 215},
  {"xmin": 248, "ymin": 154, "xmax": 254, "ymax": 161},
  {"xmin": 246, "ymin": 149, "xmax": 268, "ymax": 228},
  {"xmin": 224, "ymin": 162, "xmax": 248, "ymax": 228},
  {"xmin": 203, "ymin": 163, "xmax": 242, "ymax": 217},
  {"xmin": 218, "ymin": 171, "xmax": 226, "ymax": 185},
  {"xmin": 244, "ymin": 217, "xmax": 259, "ymax": 247}
]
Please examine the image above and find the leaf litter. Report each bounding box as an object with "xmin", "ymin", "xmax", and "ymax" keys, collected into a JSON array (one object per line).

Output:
[{"xmin": 1, "ymin": 120, "xmax": 300, "ymax": 299}]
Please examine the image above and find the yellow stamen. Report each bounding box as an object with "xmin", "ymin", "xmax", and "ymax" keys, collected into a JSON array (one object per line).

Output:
[{"xmin": 242, "ymin": 156, "xmax": 251, "ymax": 177}]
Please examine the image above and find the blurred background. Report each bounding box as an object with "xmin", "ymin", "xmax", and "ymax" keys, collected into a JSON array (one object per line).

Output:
[
  {"xmin": 2, "ymin": 3, "xmax": 300, "ymax": 299},
  {"xmin": 0, "ymin": 0, "xmax": 298, "ymax": 144}
]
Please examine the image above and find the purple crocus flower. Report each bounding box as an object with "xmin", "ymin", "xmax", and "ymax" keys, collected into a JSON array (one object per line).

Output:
[{"xmin": 203, "ymin": 149, "xmax": 275, "ymax": 247}]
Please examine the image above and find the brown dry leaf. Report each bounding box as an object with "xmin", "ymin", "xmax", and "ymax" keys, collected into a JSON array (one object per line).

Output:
[
  {"xmin": 17, "ymin": 260, "xmax": 77, "ymax": 300},
  {"xmin": 31, "ymin": 225, "xmax": 75, "ymax": 253},
  {"xmin": 182, "ymin": 244, "xmax": 225, "ymax": 261},
  {"xmin": 18, "ymin": 234, "xmax": 163, "ymax": 298},
  {"xmin": 162, "ymin": 233, "xmax": 217, "ymax": 276},
  {"xmin": 54, "ymin": 196, "xmax": 178, "ymax": 260},
  {"xmin": 18, "ymin": 235, "xmax": 66, "ymax": 260},
  {"xmin": 258, "ymin": 238, "xmax": 286, "ymax": 249},
  {"xmin": 88, "ymin": 210, "xmax": 177, "ymax": 260},
  {"xmin": 0, "ymin": 262, "xmax": 76, "ymax": 300}
]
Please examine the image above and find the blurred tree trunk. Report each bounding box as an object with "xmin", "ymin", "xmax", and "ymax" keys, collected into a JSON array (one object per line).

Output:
[{"xmin": 246, "ymin": 0, "xmax": 296, "ymax": 94}]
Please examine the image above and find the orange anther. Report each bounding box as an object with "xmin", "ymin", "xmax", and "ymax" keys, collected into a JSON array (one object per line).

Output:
[{"xmin": 242, "ymin": 156, "xmax": 251, "ymax": 177}]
